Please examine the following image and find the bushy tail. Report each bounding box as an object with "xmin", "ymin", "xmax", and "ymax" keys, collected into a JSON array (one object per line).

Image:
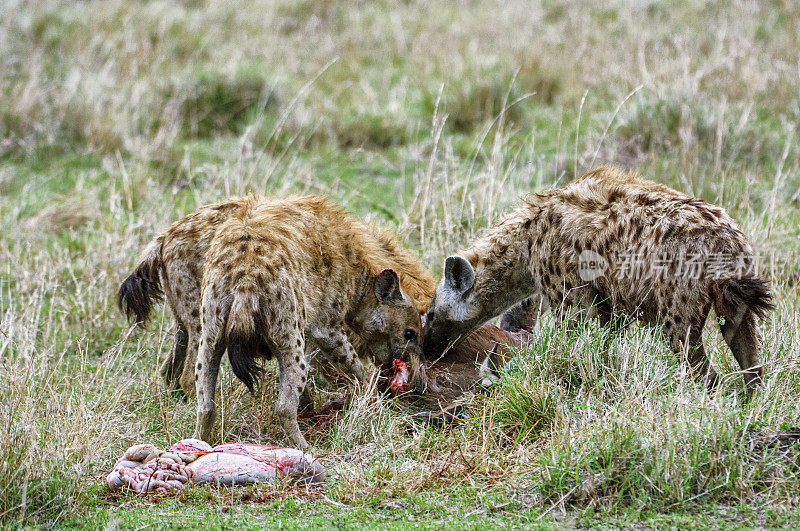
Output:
[
  {"xmin": 712, "ymin": 276, "xmax": 775, "ymax": 323},
  {"xmin": 118, "ymin": 238, "xmax": 164, "ymax": 326},
  {"xmin": 226, "ymin": 292, "xmax": 268, "ymax": 394}
]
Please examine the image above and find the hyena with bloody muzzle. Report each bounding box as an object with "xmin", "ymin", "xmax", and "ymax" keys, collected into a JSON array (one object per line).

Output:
[
  {"xmin": 192, "ymin": 196, "xmax": 427, "ymax": 449},
  {"xmin": 118, "ymin": 196, "xmax": 435, "ymax": 401},
  {"xmin": 424, "ymin": 166, "xmax": 774, "ymax": 391}
]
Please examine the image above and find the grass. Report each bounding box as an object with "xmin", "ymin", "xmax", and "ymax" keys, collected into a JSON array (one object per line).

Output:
[{"xmin": 1, "ymin": 0, "xmax": 800, "ymax": 527}]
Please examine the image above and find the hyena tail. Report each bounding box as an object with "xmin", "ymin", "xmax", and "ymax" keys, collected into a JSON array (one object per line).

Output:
[
  {"xmin": 117, "ymin": 238, "xmax": 164, "ymax": 326},
  {"xmin": 712, "ymin": 276, "xmax": 775, "ymax": 323},
  {"xmin": 711, "ymin": 276, "xmax": 774, "ymax": 389},
  {"xmin": 225, "ymin": 292, "xmax": 267, "ymax": 394}
]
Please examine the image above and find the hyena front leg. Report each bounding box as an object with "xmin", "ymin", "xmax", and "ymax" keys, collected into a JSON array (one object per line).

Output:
[
  {"xmin": 159, "ymin": 319, "xmax": 188, "ymax": 394},
  {"xmin": 666, "ymin": 320, "xmax": 719, "ymax": 391},
  {"xmin": 553, "ymin": 287, "xmax": 598, "ymax": 333},
  {"xmin": 596, "ymin": 300, "xmax": 629, "ymax": 352},
  {"xmin": 308, "ymin": 326, "xmax": 365, "ymax": 383},
  {"xmin": 274, "ymin": 329, "xmax": 310, "ymax": 450},
  {"xmin": 194, "ymin": 302, "xmax": 228, "ymax": 442}
]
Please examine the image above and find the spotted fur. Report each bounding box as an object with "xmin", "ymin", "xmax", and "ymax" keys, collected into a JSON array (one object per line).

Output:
[
  {"xmin": 424, "ymin": 165, "xmax": 774, "ymax": 391},
  {"xmin": 186, "ymin": 196, "xmax": 431, "ymax": 449},
  {"xmin": 118, "ymin": 199, "xmax": 254, "ymax": 394},
  {"xmin": 119, "ymin": 196, "xmax": 435, "ymax": 399}
]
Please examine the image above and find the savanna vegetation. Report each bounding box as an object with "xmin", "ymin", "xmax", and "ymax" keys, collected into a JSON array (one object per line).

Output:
[{"xmin": 1, "ymin": 0, "xmax": 799, "ymax": 528}]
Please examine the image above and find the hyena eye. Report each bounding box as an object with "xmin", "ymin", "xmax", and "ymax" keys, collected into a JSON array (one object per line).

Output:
[{"xmin": 404, "ymin": 329, "xmax": 417, "ymax": 342}]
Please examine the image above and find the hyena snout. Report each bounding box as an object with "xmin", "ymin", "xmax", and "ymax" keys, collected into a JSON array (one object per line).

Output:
[{"xmin": 422, "ymin": 318, "xmax": 474, "ymax": 360}]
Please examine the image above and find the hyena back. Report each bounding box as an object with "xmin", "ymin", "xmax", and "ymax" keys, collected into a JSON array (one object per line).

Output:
[
  {"xmin": 194, "ymin": 196, "xmax": 427, "ymax": 449},
  {"xmin": 118, "ymin": 197, "xmax": 435, "ymax": 398},
  {"xmin": 424, "ymin": 165, "xmax": 774, "ymax": 391}
]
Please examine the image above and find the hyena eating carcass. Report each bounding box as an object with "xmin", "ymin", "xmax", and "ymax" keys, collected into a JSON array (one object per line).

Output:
[
  {"xmin": 424, "ymin": 166, "xmax": 774, "ymax": 391},
  {"xmin": 118, "ymin": 196, "xmax": 435, "ymax": 399},
  {"xmin": 192, "ymin": 196, "xmax": 427, "ymax": 448}
]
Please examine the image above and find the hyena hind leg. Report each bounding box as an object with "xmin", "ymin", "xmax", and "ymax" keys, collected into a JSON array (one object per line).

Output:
[
  {"xmin": 178, "ymin": 329, "xmax": 202, "ymax": 397},
  {"xmin": 193, "ymin": 312, "xmax": 228, "ymax": 442},
  {"xmin": 720, "ymin": 310, "xmax": 764, "ymax": 391},
  {"xmin": 275, "ymin": 331, "xmax": 310, "ymax": 450},
  {"xmin": 159, "ymin": 320, "xmax": 188, "ymax": 394}
]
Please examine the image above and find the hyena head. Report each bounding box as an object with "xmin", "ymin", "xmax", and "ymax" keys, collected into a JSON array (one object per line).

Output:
[
  {"xmin": 353, "ymin": 269, "xmax": 427, "ymax": 392},
  {"xmin": 423, "ymin": 256, "xmax": 482, "ymax": 359}
]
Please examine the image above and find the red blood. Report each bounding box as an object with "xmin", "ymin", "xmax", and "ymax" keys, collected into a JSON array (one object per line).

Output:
[{"xmin": 389, "ymin": 359, "xmax": 409, "ymax": 394}]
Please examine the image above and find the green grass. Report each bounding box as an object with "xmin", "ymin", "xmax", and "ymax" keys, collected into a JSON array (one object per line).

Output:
[
  {"xmin": 2, "ymin": 0, "xmax": 800, "ymax": 527},
  {"xmin": 59, "ymin": 491, "xmax": 800, "ymax": 529}
]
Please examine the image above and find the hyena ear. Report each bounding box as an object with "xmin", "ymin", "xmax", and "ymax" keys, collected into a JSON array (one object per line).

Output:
[
  {"xmin": 375, "ymin": 269, "xmax": 404, "ymax": 303},
  {"xmin": 444, "ymin": 256, "xmax": 475, "ymax": 296}
]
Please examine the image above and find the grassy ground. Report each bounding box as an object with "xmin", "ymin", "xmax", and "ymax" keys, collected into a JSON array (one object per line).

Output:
[{"xmin": 1, "ymin": 0, "xmax": 799, "ymax": 527}]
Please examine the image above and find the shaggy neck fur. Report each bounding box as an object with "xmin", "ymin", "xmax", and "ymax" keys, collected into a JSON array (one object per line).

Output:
[{"xmin": 458, "ymin": 207, "xmax": 538, "ymax": 330}]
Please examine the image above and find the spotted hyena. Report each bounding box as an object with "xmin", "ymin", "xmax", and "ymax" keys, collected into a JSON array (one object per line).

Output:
[
  {"xmin": 191, "ymin": 196, "xmax": 429, "ymax": 448},
  {"xmin": 424, "ymin": 166, "xmax": 774, "ymax": 391},
  {"xmin": 118, "ymin": 196, "xmax": 435, "ymax": 400}
]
